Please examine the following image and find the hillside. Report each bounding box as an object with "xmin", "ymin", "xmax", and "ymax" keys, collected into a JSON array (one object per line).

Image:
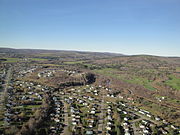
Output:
[{"xmin": 0, "ymin": 47, "xmax": 124, "ymax": 60}]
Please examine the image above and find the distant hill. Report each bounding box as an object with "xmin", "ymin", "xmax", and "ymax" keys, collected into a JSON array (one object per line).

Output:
[{"xmin": 0, "ymin": 47, "xmax": 124, "ymax": 59}]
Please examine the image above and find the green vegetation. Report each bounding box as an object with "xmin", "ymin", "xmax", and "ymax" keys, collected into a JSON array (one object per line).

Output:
[
  {"xmin": 23, "ymin": 104, "xmax": 41, "ymax": 109},
  {"xmin": 0, "ymin": 120, "xmax": 3, "ymax": 126},
  {"xmin": 35, "ymin": 53, "xmax": 55, "ymax": 57},
  {"xmin": 165, "ymin": 75, "xmax": 180, "ymax": 90},
  {"xmin": 94, "ymin": 68, "xmax": 120, "ymax": 78},
  {"xmin": 3, "ymin": 58, "xmax": 20, "ymax": 63},
  {"xmin": 38, "ymin": 64, "xmax": 61, "ymax": 66},
  {"xmin": 176, "ymin": 67, "xmax": 180, "ymax": 72},
  {"xmin": 64, "ymin": 61, "xmax": 84, "ymax": 64},
  {"xmin": 29, "ymin": 58, "xmax": 47, "ymax": 61},
  {"xmin": 2, "ymin": 57, "xmax": 47, "ymax": 63},
  {"xmin": 94, "ymin": 68, "xmax": 156, "ymax": 91},
  {"xmin": 126, "ymin": 77, "xmax": 156, "ymax": 91}
]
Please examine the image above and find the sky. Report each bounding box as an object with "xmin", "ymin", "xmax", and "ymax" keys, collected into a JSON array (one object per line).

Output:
[{"xmin": 0, "ymin": 0, "xmax": 180, "ymax": 56}]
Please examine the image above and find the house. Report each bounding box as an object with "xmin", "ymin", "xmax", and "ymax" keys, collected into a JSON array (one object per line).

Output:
[
  {"xmin": 123, "ymin": 111, "xmax": 127, "ymax": 114},
  {"xmin": 106, "ymin": 126, "xmax": 111, "ymax": 131},
  {"xmin": 155, "ymin": 117, "xmax": 161, "ymax": 121},
  {"xmin": 72, "ymin": 122, "xmax": 77, "ymax": 125},
  {"xmin": 90, "ymin": 110, "xmax": 95, "ymax": 114},
  {"xmin": 140, "ymin": 125, "xmax": 145, "ymax": 129},
  {"xmin": 72, "ymin": 118, "xmax": 76, "ymax": 121},
  {"xmin": 85, "ymin": 130, "xmax": 93, "ymax": 135},
  {"xmin": 107, "ymin": 122, "xmax": 112, "ymax": 126},
  {"xmin": 117, "ymin": 108, "xmax": 121, "ymax": 112},
  {"xmin": 54, "ymin": 118, "xmax": 60, "ymax": 123},
  {"xmin": 142, "ymin": 120, "xmax": 148, "ymax": 125},
  {"xmin": 88, "ymin": 124, "xmax": 93, "ymax": 128},
  {"xmin": 139, "ymin": 111, "xmax": 145, "ymax": 115},
  {"xmin": 143, "ymin": 129, "xmax": 149, "ymax": 134},
  {"xmin": 124, "ymin": 117, "xmax": 128, "ymax": 121},
  {"xmin": 107, "ymin": 115, "xmax": 112, "ymax": 121},
  {"xmin": 125, "ymin": 132, "xmax": 130, "ymax": 135},
  {"xmin": 171, "ymin": 125, "xmax": 177, "ymax": 130}
]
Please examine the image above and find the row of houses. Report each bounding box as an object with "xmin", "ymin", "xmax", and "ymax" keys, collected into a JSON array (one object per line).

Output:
[{"xmin": 49, "ymin": 93, "xmax": 65, "ymax": 135}]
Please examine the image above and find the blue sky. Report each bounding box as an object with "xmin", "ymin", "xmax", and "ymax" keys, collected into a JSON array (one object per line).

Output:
[{"xmin": 0, "ymin": 0, "xmax": 180, "ymax": 56}]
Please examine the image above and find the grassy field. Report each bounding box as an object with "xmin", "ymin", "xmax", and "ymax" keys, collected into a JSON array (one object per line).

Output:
[
  {"xmin": 36, "ymin": 63, "xmax": 62, "ymax": 66},
  {"xmin": 94, "ymin": 68, "xmax": 156, "ymax": 91},
  {"xmin": 0, "ymin": 120, "xmax": 3, "ymax": 126},
  {"xmin": 165, "ymin": 75, "xmax": 180, "ymax": 90},
  {"xmin": 64, "ymin": 61, "xmax": 84, "ymax": 64},
  {"xmin": 35, "ymin": 53, "xmax": 54, "ymax": 57},
  {"xmin": 29, "ymin": 58, "xmax": 47, "ymax": 61},
  {"xmin": 2, "ymin": 57, "xmax": 47, "ymax": 63},
  {"xmin": 126, "ymin": 78, "xmax": 156, "ymax": 91},
  {"xmin": 176, "ymin": 67, "xmax": 180, "ymax": 72},
  {"xmin": 3, "ymin": 58, "xmax": 20, "ymax": 63},
  {"xmin": 23, "ymin": 104, "xmax": 41, "ymax": 109}
]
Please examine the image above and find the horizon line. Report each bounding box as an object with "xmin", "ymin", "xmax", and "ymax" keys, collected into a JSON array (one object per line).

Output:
[{"xmin": 0, "ymin": 46, "xmax": 179, "ymax": 58}]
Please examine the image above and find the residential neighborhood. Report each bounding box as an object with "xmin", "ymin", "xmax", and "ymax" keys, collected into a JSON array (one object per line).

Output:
[
  {"xmin": 0, "ymin": 60, "xmax": 179, "ymax": 135},
  {"xmin": 0, "ymin": 46, "xmax": 180, "ymax": 135}
]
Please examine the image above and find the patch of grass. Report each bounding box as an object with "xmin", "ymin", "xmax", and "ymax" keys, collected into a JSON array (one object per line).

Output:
[
  {"xmin": 165, "ymin": 75, "xmax": 180, "ymax": 90},
  {"xmin": 23, "ymin": 104, "xmax": 41, "ymax": 109},
  {"xmin": 94, "ymin": 68, "xmax": 156, "ymax": 91},
  {"xmin": 2, "ymin": 57, "xmax": 46, "ymax": 63},
  {"xmin": 13, "ymin": 105, "xmax": 41, "ymax": 110},
  {"xmin": 94, "ymin": 68, "xmax": 120, "ymax": 78},
  {"xmin": 176, "ymin": 67, "xmax": 180, "ymax": 72},
  {"xmin": 3, "ymin": 58, "xmax": 20, "ymax": 63},
  {"xmin": 126, "ymin": 78, "xmax": 156, "ymax": 91},
  {"xmin": 29, "ymin": 58, "xmax": 47, "ymax": 61},
  {"xmin": 166, "ymin": 97, "xmax": 180, "ymax": 104},
  {"xmin": 35, "ymin": 53, "xmax": 54, "ymax": 57},
  {"xmin": 37, "ymin": 63, "xmax": 62, "ymax": 66},
  {"xmin": 64, "ymin": 61, "xmax": 84, "ymax": 64},
  {"xmin": 0, "ymin": 121, "xmax": 3, "ymax": 125},
  {"xmin": 140, "ymin": 69, "xmax": 158, "ymax": 74},
  {"xmin": 82, "ymin": 63, "xmax": 94, "ymax": 67}
]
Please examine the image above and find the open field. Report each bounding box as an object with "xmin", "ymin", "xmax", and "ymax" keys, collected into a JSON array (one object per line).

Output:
[
  {"xmin": 3, "ymin": 58, "xmax": 20, "ymax": 63},
  {"xmin": 64, "ymin": 61, "xmax": 85, "ymax": 64},
  {"xmin": 94, "ymin": 68, "xmax": 156, "ymax": 91},
  {"xmin": 165, "ymin": 75, "xmax": 180, "ymax": 90}
]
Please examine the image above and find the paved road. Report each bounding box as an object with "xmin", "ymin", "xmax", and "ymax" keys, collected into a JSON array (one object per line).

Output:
[
  {"xmin": 0, "ymin": 67, "xmax": 12, "ymax": 127},
  {"xmin": 4, "ymin": 67, "xmax": 12, "ymax": 95},
  {"xmin": 98, "ymin": 101, "xmax": 104, "ymax": 134},
  {"xmin": 0, "ymin": 67, "xmax": 12, "ymax": 108},
  {"xmin": 129, "ymin": 110, "xmax": 161, "ymax": 135},
  {"xmin": 61, "ymin": 101, "xmax": 71, "ymax": 135},
  {"xmin": 134, "ymin": 112, "xmax": 160, "ymax": 125},
  {"xmin": 98, "ymin": 88, "xmax": 106, "ymax": 135},
  {"xmin": 131, "ymin": 122, "xmax": 141, "ymax": 135}
]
